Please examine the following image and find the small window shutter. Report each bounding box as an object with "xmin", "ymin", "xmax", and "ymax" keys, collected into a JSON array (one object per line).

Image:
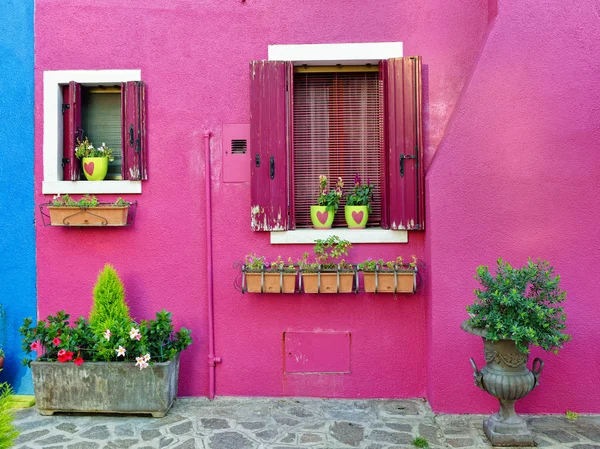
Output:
[
  {"xmin": 249, "ymin": 60, "xmax": 292, "ymax": 231},
  {"xmin": 382, "ymin": 57, "xmax": 425, "ymax": 230},
  {"xmin": 121, "ymin": 81, "xmax": 147, "ymax": 180},
  {"xmin": 62, "ymin": 81, "xmax": 81, "ymax": 181}
]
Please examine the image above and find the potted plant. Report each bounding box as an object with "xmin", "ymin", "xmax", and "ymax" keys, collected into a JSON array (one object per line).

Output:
[
  {"xmin": 344, "ymin": 174, "xmax": 374, "ymax": 228},
  {"xmin": 462, "ymin": 258, "xmax": 571, "ymax": 446},
  {"xmin": 359, "ymin": 256, "xmax": 417, "ymax": 293},
  {"xmin": 75, "ymin": 137, "xmax": 114, "ymax": 181},
  {"xmin": 299, "ymin": 236, "xmax": 355, "ymax": 293},
  {"xmin": 20, "ymin": 264, "xmax": 192, "ymax": 417},
  {"xmin": 310, "ymin": 175, "xmax": 343, "ymax": 229},
  {"xmin": 45, "ymin": 194, "xmax": 133, "ymax": 226},
  {"xmin": 243, "ymin": 255, "xmax": 296, "ymax": 293}
]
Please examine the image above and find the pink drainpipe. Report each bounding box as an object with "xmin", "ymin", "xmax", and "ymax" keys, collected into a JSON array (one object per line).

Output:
[{"xmin": 204, "ymin": 130, "xmax": 221, "ymax": 400}]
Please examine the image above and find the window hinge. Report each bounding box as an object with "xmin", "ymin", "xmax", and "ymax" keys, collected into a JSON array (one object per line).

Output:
[
  {"xmin": 62, "ymin": 103, "xmax": 70, "ymax": 114},
  {"xmin": 61, "ymin": 157, "xmax": 70, "ymax": 167}
]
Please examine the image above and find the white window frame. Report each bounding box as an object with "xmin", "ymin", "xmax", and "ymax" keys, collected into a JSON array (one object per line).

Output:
[
  {"xmin": 267, "ymin": 42, "xmax": 407, "ymax": 244},
  {"xmin": 42, "ymin": 69, "xmax": 143, "ymax": 194}
]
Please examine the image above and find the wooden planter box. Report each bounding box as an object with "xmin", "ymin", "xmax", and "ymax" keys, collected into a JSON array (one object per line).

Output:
[
  {"xmin": 31, "ymin": 355, "xmax": 179, "ymax": 417},
  {"xmin": 48, "ymin": 205, "xmax": 129, "ymax": 226},
  {"xmin": 245, "ymin": 272, "xmax": 297, "ymax": 293},
  {"xmin": 301, "ymin": 272, "xmax": 355, "ymax": 294},
  {"xmin": 363, "ymin": 271, "xmax": 415, "ymax": 293}
]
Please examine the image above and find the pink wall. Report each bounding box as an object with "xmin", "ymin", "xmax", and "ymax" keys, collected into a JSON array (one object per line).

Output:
[
  {"xmin": 427, "ymin": 0, "xmax": 600, "ymax": 412},
  {"xmin": 34, "ymin": 0, "xmax": 490, "ymax": 398}
]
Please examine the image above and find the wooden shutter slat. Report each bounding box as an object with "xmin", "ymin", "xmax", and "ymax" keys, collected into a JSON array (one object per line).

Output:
[
  {"xmin": 293, "ymin": 71, "xmax": 384, "ymax": 228},
  {"xmin": 62, "ymin": 81, "xmax": 81, "ymax": 181},
  {"xmin": 121, "ymin": 81, "xmax": 147, "ymax": 180},
  {"xmin": 249, "ymin": 60, "xmax": 290, "ymax": 231},
  {"xmin": 384, "ymin": 57, "xmax": 424, "ymax": 230}
]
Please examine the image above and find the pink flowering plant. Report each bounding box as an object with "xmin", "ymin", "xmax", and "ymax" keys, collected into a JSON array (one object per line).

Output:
[
  {"xmin": 346, "ymin": 173, "xmax": 374, "ymax": 212},
  {"xmin": 317, "ymin": 175, "xmax": 344, "ymax": 212}
]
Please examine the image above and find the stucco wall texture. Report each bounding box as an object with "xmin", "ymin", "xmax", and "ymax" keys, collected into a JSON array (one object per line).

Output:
[
  {"xmin": 0, "ymin": 0, "xmax": 35, "ymax": 394},
  {"xmin": 427, "ymin": 0, "xmax": 600, "ymax": 413},
  {"xmin": 34, "ymin": 0, "xmax": 489, "ymax": 399}
]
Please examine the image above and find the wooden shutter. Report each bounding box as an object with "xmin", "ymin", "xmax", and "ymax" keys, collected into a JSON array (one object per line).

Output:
[
  {"xmin": 249, "ymin": 60, "xmax": 291, "ymax": 231},
  {"xmin": 62, "ymin": 81, "xmax": 81, "ymax": 181},
  {"xmin": 121, "ymin": 81, "xmax": 147, "ymax": 180},
  {"xmin": 382, "ymin": 57, "xmax": 425, "ymax": 230},
  {"xmin": 292, "ymin": 69, "xmax": 384, "ymax": 228}
]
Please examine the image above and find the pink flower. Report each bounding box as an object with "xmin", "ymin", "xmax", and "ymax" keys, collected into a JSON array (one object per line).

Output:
[
  {"xmin": 57, "ymin": 349, "xmax": 66, "ymax": 357},
  {"xmin": 135, "ymin": 333, "xmax": 141, "ymax": 341},
  {"xmin": 30, "ymin": 341, "xmax": 42, "ymax": 352},
  {"xmin": 73, "ymin": 357, "xmax": 84, "ymax": 366},
  {"xmin": 52, "ymin": 337, "xmax": 61, "ymax": 346}
]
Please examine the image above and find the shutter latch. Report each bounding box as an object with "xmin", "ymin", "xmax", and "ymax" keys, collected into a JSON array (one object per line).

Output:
[
  {"xmin": 61, "ymin": 157, "xmax": 70, "ymax": 167},
  {"xmin": 399, "ymin": 154, "xmax": 416, "ymax": 178},
  {"xmin": 255, "ymin": 154, "xmax": 260, "ymax": 167},
  {"xmin": 270, "ymin": 156, "xmax": 275, "ymax": 180},
  {"xmin": 62, "ymin": 104, "xmax": 70, "ymax": 114}
]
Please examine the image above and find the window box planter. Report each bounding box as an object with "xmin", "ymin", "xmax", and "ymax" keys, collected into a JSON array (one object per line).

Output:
[
  {"xmin": 300, "ymin": 269, "xmax": 357, "ymax": 294},
  {"xmin": 363, "ymin": 270, "xmax": 416, "ymax": 293},
  {"xmin": 31, "ymin": 354, "xmax": 179, "ymax": 417},
  {"xmin": 40, "ymin": 202, "xmax": 137, "ymax": 226},
  {"xmin": 244, "ymin": 272, "xmax": 297, "ymax": 293}
]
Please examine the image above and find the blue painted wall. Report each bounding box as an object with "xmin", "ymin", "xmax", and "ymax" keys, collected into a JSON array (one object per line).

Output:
[{"xmin": 0, "ymin": 0, "xmax": 35, "ymax": 394}]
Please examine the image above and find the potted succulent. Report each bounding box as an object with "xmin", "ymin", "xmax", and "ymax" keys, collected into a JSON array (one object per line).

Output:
[
  {"xmin": 20, "ymin": 264, "xmax": 192, "ymax": 417},
  {"xmin": 344, "ymin": 174, "xmax": 374, "ymax": 228},
  {"xmin": 299, "ymin": 236, "xmax": 355, "ymax": 293},
  {"xmin": 359, "ymin": 256, "xmax": 417, "ymax": 293},
  {"xmin": 243, "ymin": 254, "xmax": 297, "ymax": 293},
  {"xmin": 75, "ymin": 137, "xmax": 114, "ymax": 181},
  {"xmin": 462, "ymin": 258, "xmax": 571, "ymax": 446},
  {"xmin": 45, "ymin": 194, "xmax": 133, "ymax": 226},
  {"xmin": 310, "ymin": 175, "xmax": 343, "ymax": 229}
]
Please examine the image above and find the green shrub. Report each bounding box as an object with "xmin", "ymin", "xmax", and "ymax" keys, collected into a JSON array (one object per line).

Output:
[
  {"xmin": 89, "ymin": 264, "xmax": 131, "ymax": 335},
  {"xmin": 0, "ymin": 383, "xmax": 18, "ymax": 448}
]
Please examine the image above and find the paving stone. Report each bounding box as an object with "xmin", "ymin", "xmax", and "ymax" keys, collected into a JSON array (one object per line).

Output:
[
  {"xmin": 239, "ymin": 421, "xmax": 266, "ymax": 430},
  {"xmin": 170, "ymin": 420, "xmax": 194, "ymax": 435},
  {"xmin": 173, "ymin": 438, "xmax": 199, "ymax": 449},
  {"xmin": 18, "ymin": 419, "xmax": 53, "ymax": 432},
  {"xmin": 280, "ymin": 433, "xmax": 296, "ymax": 443},
  {"xmin": 200, "ymin": 418, "xmax": 230, "ymax": 429},
  {"xmin": 36, "ymin": 434, "xmax": 71, "ymax": 445},
  {"xmin": 419, "ymin": 423, "xmax": 441, "ymax": 445},
  {"xmin": 104, "ymin": 439, "xmax": 138, "ymax": 448},
  {"xmin": 300, "ymin": 433, "xmax": 323, "ymax": 443},
  {"xmin": 542, "ymin": 429, "xmax": 580, "ymax": 443},
  {"xmin": 330, "ymin": 421, "xmax": 365, "ymax": 447},
  {"xmin": 368, "ymin": 429, "xmax": 413, "ymax": 445},
  {"xmin": 301, "ymin": 422, "xmax": 327, "ymax": 431},
  {"xmin": 535, "ymin": 437, "xmax": 557, "ymax": 447},
  {"xmin": 15, "ymin": 429, "xmax": 51, "ymax": 444},
  {"xmin": 80, "ymin": 425, "xmax": 110, "ymax": 440},
  {"xmin": 159, "ymin": 436, "xmax": 176, "ymax": 447},
  {"xmin": 57, "ymin": 423, "xmax": 79, "ymax": 434},
  {"xmin": 379, "ymin": 400, "xmax": 421, "ymax": 416},
  {"xmin": 579, "ymin": 429, "xmax": 600, "ymax": 442},
  {"xmin": 572, "ymin": 445, "xmax": 600, "ymax": 449},
  {"xmin": 364, "ymin": 444, "xmax": 386, "ymax": 449},
  {"xmin": 254, "ymin": 428, "xmax": 279, "ymax": 441},
  {"xmin": 66, "ymin": 443, "xmax": 101, "ymax": 449},
  {"xmin": 141, "ymin": 429, "xmax": 162, "ymax": 441},
  {"xmin": 385, "ymin": 422, "xmax": 413, "ymax": 432},
  {"xmin": 272, "ymin": 415, "xmax": 301, "ymax": 426},
  {"xmin": 207, "ymin": 431, "xmax": 256, "ymax": 449},
  {"xmin": 114, "ymin": 423, "xmax": 135, "ymax": 437},
  {"xmin": 445, "ymin": 437, "xmax": 475, "ymax": 447},
  {"xmin": 288, "ymin": 406, "xmax": 314, "ymax": 418}
]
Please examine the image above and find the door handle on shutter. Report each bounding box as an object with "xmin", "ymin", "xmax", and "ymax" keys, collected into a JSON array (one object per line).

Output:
[
  {"xmin": 270, "ymin": 156, "xmax": 275, "ymax": 180},
  {"xmin": 129, "ymin": 125, "xmax": 134, "ymax": 146}
]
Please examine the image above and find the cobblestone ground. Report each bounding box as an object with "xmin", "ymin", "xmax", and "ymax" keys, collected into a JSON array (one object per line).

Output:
[{"xmin": 12, "ymin": 397, "xmax": 600, "ymax": 449}]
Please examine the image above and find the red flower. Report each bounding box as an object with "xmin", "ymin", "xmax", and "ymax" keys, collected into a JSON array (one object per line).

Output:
[
  {"xmin": 57, "ymin": 350, "xmax": 73, "ymax": 363},
  {"xmin": 73, "ymin": 357, "xmax": 84, "ymax": 366},
  {"xmin": 30, "ymin": 341, "xmax": 42, "ymax": 352},
  {"xmin": 52, "ymin": 337, "xmax": 62, "ymax": 346}
]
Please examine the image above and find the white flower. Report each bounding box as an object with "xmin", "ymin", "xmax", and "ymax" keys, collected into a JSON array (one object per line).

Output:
[
  {"xmin": 103, "ymin": 329, "xmax": 112, "ymax": 341},
  {"xmin": 98, "ymin": 147, "xmax": 104, "ymax": 152},
  {"xmin": 143, "ymin": 353, "xmax": 151, "ymax": 362},
  {"xmin": 135, "ymin": 356, "xmax": 149, "ymax": 370},
  {"xmin": 102, "ymin": 142, "xmax": 106, "ymax": 147},
  {"xmin": 87, "ymin": 145, "xmax": 94, "ymax": 150},
  {"xmin": 116, "ymin": 346, "xmax": 126, "ymax": 357},
  {"xmin": 129, "ymin": 327, "xmax": 140, "ymax": 339}
]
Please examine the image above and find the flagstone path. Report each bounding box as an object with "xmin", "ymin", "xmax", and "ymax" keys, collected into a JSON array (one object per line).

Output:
[{"xmin": 12, "ymin": 397, "xmax": 600, "ymax": 448}]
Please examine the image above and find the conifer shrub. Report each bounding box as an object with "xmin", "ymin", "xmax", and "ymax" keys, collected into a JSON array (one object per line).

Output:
[
  {"xmin": 0, "ymin": 383, "xmax": 19, "ymax": 449},
  {"xmin": 89, "ymin": 264, "xmax": 131, "ymax": 335}
]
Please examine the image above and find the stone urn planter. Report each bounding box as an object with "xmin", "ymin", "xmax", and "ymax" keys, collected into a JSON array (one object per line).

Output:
[
  {"xmin": 462, "ymin": 320, "xmax": 543, "ymax": 446},
  {"xmin": 31, "ymin": 355, "xmax": 180, "ymax": 417}
]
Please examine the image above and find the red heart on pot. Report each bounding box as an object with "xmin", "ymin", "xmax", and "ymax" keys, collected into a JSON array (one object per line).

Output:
[
  {"xmin": 84, "ymin": 162, "xmax": 95, "ymax": 176},
  {"xmin": 316, "ymin": 211, "xmax": 329, "ymax": 225},
  {"xmin": 352, "ymin": 211, "xmax": 364, "ymax": 224}
]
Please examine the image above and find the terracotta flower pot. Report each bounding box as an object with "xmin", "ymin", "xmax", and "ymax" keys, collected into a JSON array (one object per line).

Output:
[
  {"xmin": 245, "ymin": 272, "xmax": 296, "ymax": 293},
  {"xmin": 363, "ymin": 271, "xmax": 415, "ymax": 293},
  {"xmin": 344, "ymin": 205, "xmax": 369, "ymax": 228},
  {"xmin": 310, "ymin": 206, "xmax": 335, "ymax": 229},
  {"xmin": 301, "ymin": 272, "xmax": 354, "ymax": 293},
  {"xmin": 81, "ymin": 157, "xmax": 109, "ymax": 181},
  {"xmin": 48, "ymin": 206, "xmax": 129, "ymax": 226}
]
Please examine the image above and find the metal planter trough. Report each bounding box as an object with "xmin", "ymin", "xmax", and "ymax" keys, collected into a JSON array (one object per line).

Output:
[{"xmin": 31, "ymin": 355, "xmax": 180, "ymax": 417}]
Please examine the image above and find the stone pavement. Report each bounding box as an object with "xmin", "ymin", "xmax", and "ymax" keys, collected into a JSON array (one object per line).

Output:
[{"xmin": 12, "ymin": 397, "xmax": 600, "ymax": 449}]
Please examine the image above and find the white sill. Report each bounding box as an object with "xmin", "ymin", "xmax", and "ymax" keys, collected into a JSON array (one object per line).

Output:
[
  {"xmin": 270, "ymin": 228, "xmax": 408, "ymax": 244},
  {"xmin": 42, "ymin": 180, "xmax": 142, "ymax": 195}
]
